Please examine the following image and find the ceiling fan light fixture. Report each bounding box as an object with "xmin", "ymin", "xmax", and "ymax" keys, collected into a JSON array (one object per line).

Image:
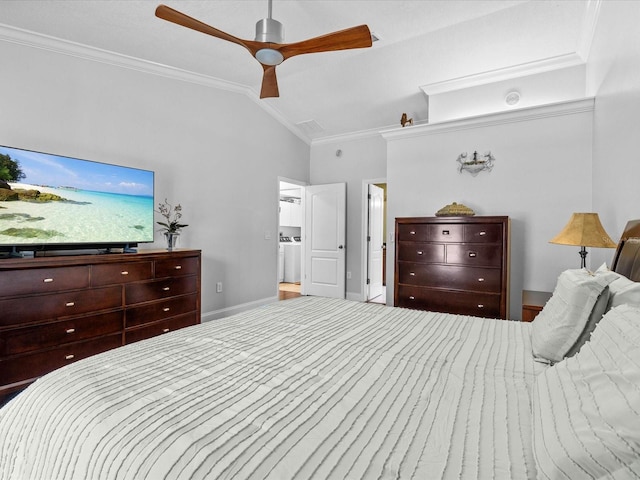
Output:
[
  {"xmin": 256, "ymin": 48, "xmax": 284, "ymax": 65},
  {"xmin": 155, "ymin": 1, "xmax": 372, "ymax": 98}
]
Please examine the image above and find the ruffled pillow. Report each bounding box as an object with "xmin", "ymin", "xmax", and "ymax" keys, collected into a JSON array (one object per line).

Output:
[
  {"xmin": 531, "ymin": 268, "xmax": 617, "ymax": 363},
  {"xmin": 596, "ymin": 263, "xmax": 640, "ymax": 310}
]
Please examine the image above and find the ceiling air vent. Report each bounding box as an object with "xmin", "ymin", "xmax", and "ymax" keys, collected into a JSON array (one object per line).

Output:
[{"xmin": 296, "ymin": 119, "xmax": 324, "ymax": 136}]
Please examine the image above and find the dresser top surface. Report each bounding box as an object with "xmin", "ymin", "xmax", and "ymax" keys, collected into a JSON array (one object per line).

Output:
[
  {"xmin": 396, "ymin": 216, "xmax": 509, "ymax": 224},
  {"xmin": 0, "ymin": 249, "xmax": 201, "ymax": 270}
]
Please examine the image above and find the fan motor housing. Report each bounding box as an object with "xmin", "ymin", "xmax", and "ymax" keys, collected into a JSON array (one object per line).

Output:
[{"xmin": 255, "ymin": 18, "xmax": 284, "ymax": 43}]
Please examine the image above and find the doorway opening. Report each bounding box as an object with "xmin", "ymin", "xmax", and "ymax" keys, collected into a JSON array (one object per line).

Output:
[
  {"xmin": 278, "ymin": 179, "xmax": 303, "ymax": 300},
  {"xmin": 364, "ymin": 180, "xmax": 387, "ymax": 304}
]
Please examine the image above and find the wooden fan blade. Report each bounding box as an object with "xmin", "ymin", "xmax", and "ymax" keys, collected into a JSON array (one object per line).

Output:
[
  {"xmin": 280, "ymin": 24, "xmax": 372, "ymax": 60},
  {"xmin": 260, "ymin": 65, "xmax": 279, "ymax": 98},
  {"xmin": 155, "ymin": 4, "xmax": 262, "ymax": 54}
]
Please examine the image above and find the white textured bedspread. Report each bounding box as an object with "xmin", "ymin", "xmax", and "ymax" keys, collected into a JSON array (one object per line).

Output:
[{"xmin": 0, "ymin": 297, "xmax": 542, "ymax": 480}]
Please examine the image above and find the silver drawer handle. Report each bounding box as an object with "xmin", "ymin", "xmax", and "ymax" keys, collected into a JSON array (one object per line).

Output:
[
  {"xmin": 66, "ymin": 328, "xmax": 75, "ymax": 334},
  {"xmin": 409, "ymin": 296, "xmax": 415, "ymax": 300},
  {"xmin": 417, "ymin": 251, "xmax": 423, "ymax": 255},
  {"xmin": 174, "ymin": 265, "xmax": 182, "ymax": 270},
  {"xmin": 409, "ymin": 231, "xmax": 416, "ymax": 235},
  {"xmin": 162, "ymin": 287, "xmax": 170, "ymax": 291},
  {"xmin": 479, "ymin": 231, "xmax": 486, "ymax": 236},
  {"xmin": 65, "ymin": 302, "xmax": 75, "ymax": 307},
  {"xmin": 478, "ymin": 278, "xmax": 485, "ymax": 282},
  {"xmin": 468, "ymin": 252, "xmax": 477, "ymax": 257},
  {"xmin": 409, "ymin": 272, "xmax": 416, "ymax": 276},
  {"xmin": 162, "ymin": 328, "xmax": 170, "ymax": 333},
  {"xmin": 163, "ymin": 307, "xmax": 170, "ymax": 312},
  {"xmin": 478, "ymin": 304, "xmax": 484, "ymax": 308},
  {"xmin": 121, "ymin": 271, "xmax": 129, "ymax": 275},
  {"xmin": 43, "ymin": 278, "xmax": 54, "ymax": 283},
  {"xmin": 65, "ymin": 354, "xmax": 75, "ymax": 360},
  {"xmin": 442, "ymin": 230, "xmax": 450, "ymax": 235}
]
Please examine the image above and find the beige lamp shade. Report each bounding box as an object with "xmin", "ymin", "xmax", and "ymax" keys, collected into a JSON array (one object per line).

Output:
[
  {"xmin": 550, "ymin": 213, "xmax": 616, "ymax": 268},
  {"xmin": 549, "ymin": 213, "xmax": 616, "ymax": 248}
]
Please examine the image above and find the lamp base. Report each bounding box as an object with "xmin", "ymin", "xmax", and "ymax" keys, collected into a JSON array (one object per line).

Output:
[{"xmin": 579, "ymin": 246, "xmax": 587, "ymax": 269}]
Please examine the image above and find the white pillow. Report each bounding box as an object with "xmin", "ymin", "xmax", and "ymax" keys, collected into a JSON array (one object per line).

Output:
[
  {"xmin": 596, "ymin": 263, "xmax": 640, "ymax": 310},
  {"xmin": 531, "ymin": 268, "xmax": 617, "ymax": 364},
  {"xmin": 532, "ymin": 305, "xmax": 640, "ymax": 479}
]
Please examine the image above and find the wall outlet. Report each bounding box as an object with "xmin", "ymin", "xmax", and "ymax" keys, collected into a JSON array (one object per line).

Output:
[
  {"xmin": 216, "ymin": 282, "xmax": 223, "ymax": 293},
  {"xmin": 346, "ymin": 271, "xmax": 352, "ymax": 279}
]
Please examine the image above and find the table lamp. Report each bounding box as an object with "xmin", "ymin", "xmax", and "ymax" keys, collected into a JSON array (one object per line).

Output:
[{"xmin": 549, "ymin": 213, "xmax": 617, "ymax": 268}]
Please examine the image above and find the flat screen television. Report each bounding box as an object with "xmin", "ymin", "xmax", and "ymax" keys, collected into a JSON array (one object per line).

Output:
[{"xmin": 0, "ymin": 144, "xmax": 154, "ymax": 256}]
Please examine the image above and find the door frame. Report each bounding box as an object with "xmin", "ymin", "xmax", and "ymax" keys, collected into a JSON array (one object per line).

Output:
[{"xmin": 361, "ymin": 178, "xmax": 387, "ymax": 303}]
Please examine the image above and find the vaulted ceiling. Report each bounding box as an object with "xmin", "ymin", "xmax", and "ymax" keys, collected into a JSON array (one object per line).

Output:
[{"xmin": 0, "ymin": 1, "xmax": 597, "ymax": 143}]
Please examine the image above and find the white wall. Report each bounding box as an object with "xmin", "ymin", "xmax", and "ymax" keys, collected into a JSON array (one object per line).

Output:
[
  {"xmin": 384, "ymin": 101, "xmax": 594, "ymax": 319},
  {"xmin": 587, "ymin": 0, "xmax": 640, "ymax": 267},
  {"xmin": 0, "ymin": 32, "xmax": 309, "ymax": 319},
  {"xmin": 310, "ymin": 135, "xmax": 387, "ymax": 300}
]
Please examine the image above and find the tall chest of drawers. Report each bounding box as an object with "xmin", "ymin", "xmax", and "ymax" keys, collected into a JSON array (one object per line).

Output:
[
  {"xmin": 0, "ymin": 249, "xmax": 201, "ymax": 400},
  {"xmin": 394, "ymin": 216, "xmax": 509, "ymax": 319}
]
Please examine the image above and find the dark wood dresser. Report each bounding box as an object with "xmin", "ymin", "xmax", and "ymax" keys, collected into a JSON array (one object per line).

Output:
[
  {"xmin": 0, "ymin": 249, "xmax": 201, "ymax": 401},
  {"xmin": 394, "ymin": 216, "xmax": 509, "ymax": 319}
]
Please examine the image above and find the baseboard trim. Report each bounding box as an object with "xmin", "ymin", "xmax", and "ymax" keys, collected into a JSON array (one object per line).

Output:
[
  {"xmin": 346, "ymin": 291, "xmax": 365, "ymax": 302},
  {"xmin": 201, "ymin": 295, "xmax": 279, "ymax": 322}
]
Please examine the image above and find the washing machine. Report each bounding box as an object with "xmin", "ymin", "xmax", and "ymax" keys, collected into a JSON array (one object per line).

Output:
[{"xmin": 283, "ymin": 237, "xmax": 301, "ymax": 283}]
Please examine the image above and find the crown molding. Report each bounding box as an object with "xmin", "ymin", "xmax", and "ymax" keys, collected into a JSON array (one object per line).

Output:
[
  {"xmin": 380, "ymin": 97, "xmax": 595, "ymax": 141},
  {"xmin": 577, "ymin": 0, "xmax": 602, "ymax": 61},
  {"xmin": 0, "ymin": 23, "xmax": 312, "ymax": 145},
  {"xmin": 419, "ymin": 53, "xmax": 585, "ymax": 97},
  {"xmin": 0, "ymin": 24, "xmax": 249, "ymax": 94},
  {"xmin": 310, "ymin": 125, "xmax": 389, "ymax": 146}
]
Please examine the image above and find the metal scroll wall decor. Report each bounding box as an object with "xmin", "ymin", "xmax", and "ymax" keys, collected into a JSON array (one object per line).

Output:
[{"xmin": 457, "ymin": 151, "xmax": 495, "ymax": 176}]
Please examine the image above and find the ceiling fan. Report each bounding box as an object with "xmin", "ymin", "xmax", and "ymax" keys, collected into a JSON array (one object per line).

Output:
[{"xmin": 155, "ymin": 1, "xmax": 373, "ymax": 99}]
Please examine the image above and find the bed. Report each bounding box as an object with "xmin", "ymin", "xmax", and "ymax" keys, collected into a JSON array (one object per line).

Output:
[{"xmin": 1, "ymin": 222, "xmax": 639, "ymax": 480}]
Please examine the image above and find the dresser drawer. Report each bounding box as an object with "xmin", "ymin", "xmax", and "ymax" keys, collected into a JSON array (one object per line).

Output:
[
  {"xmin": 396, "ymin": 285, "xmax": 501, "ymax": 318},
  {"xmin": 125, "ymin": 312, "xmax": 198, "ymax": 344},
  {"xmin": 397, "ymin": 224, "xmax": 465, "ymax": 242},
  {"xmin": 91, "ymin": 261, "xmax": 153, "ymax": 286},
  {"xmin": 0, "ymin": 266, "xmax": 90, "ymax": 297},
  {"xmin": 0, "ymin": 285, "xmax": 122, "ymax": 328},
  {"xmin": 445, "ymin": 244, "xmax": 503, "ymax": 267},
  {"xmin": 0, "ymin": 310, "xmax": 123, "ymax": 356},
  {"xmin": 397, "ymin": 243, "xmax": 444, "ymax": 263},
  {"xmin": 125, "ymin": 275, "xmax": 198, "ymax": 305},
  {"xmin": 397, "ymin": 262, "xmax": 501, "ymax": 292},
  {"xmin": 464, "ymin": 224, "xmax": 503, "ymax": 243},
  {"xmin": 428, "ymin": 224, "xmax": 464, "ymax": 242},
  {"xmin": 0, "ymin": 333, "xmax": 122, "ymax": 386},
  {"xmin": 155, "ymin": 256, "xmax": 199, "ymax": 278},
  {"xmin": 397, "ymin": 224, "xmax": 431, "ymax": 242},
  {"xmin": 126, "ymin": 293, "xmax": 198, "ymax": 328}
]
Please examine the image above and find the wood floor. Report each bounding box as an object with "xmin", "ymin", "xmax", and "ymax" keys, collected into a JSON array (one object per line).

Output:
[
  {"xmin": 279, "ymin": 282, "xmax": 301, "ymax": 301},
  {"xmin": 279, "ymin": 290, "xmax": 301, "ymax": 301}
]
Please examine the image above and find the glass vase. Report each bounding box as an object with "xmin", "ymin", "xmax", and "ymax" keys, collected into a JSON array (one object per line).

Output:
[{"xmin": 164, "ymin": 232, "xmax": 179, "ymax": 251}]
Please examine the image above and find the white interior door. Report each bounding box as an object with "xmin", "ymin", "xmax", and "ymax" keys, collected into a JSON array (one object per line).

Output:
[
  {"xmin": 303, "ymin": 183, "xmax": 346, "ymax": 298},
  {"xmin": 367, "ymin": 184, "xmax": 384, "ymax": 300}
]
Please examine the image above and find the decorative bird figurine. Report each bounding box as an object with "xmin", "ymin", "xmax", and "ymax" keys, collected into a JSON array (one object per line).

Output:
[{"xmin": 401, "ymin": 113, "xmax": 413, "ymax": 127}]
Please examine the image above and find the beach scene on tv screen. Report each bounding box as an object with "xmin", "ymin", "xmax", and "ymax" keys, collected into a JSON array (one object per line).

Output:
[{"xmin": 0, "ymin": 145, "xmax": 154, "ymax": 245}]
